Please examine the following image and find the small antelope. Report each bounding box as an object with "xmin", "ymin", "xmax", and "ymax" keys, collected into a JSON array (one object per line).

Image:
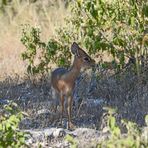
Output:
[{"xmin": 51, "ymin": 42, "xmax": 95, "ymax": 129}]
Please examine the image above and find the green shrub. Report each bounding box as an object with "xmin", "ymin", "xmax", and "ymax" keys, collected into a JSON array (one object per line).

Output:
[
  {"xmin": 21, "ymin": 25, "xmax": 71, "ymax": 75},
  {"xmin": 21, "ymin": 0, "xmax": 148, "ymax": 75},
  {"xmin": 97, "ymin": 107, "xmax": 148, "ymax": 148},
  {"xmin": 62, "ymin": 0, "xmax": 148, "ymax": 73},
  {"xmin": 0, "ymin": 102, "xmax": 28, "ymax": 148},
  {"xmin": 64, "ymin": 107, "xmax": 148, "ymax": 148},
  {"xmin": 65, "ymin": 134, "xmax": 78, "ymax": 148}
]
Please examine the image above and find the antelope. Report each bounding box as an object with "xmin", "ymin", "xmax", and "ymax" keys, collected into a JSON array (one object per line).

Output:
[{"xmin": 51, "ymin": 42, "xmax": 95, "ymax": 129}]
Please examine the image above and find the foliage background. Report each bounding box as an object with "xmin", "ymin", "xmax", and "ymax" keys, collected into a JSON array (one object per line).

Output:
[
  {"xmin": 20, "ymin": 0, "xmax": 148, "ymax": 75},
  {"xmin": 1, "ymin": 0, "xmax": 147, "ymax": 78}
]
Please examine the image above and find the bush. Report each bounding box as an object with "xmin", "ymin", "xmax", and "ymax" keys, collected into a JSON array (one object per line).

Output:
[
  {"xmin": 64, "ymin": 107, "xmax": 148, "ymax": 148},
  {"xmin": 97, "ymin": 107, "xmax": 148, "ymax": 148},
  {"xmin": 21, "ymin": 25, "xmax": 71, "ymax": 75},
  {"xmin": 0, "ymin": 102, "xmax": 28, "ymax": 147},
  {"xmin": 21, "ymin": 0, "xmax": 148, "ymax": 75}
]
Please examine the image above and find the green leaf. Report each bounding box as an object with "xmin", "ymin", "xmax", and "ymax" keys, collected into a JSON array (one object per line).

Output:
[
  {"xmin": 110, "ymin": 48, "xmax": 116, "ymax": 57},
  {"xmin": 27, "ymin": 65, "xmax": 32, "ymax": 74},
  {"xmin": 143, "ymin": 3, "xmax": 148, "ymax": 17},
  {"xmin": 113, "ymin": 127, "xmax": 121, "ymax": 136},
  {"xmin": 21, "ymin": 53, "xmax": 28, "ymax": 60},
  {"xmin": 128, "ymin": 17, "xmax": 135, "ymax": 26},
  {"xmin": 109, "ymin": 116, "xmax": 116, "ymax": 130},
  {"xmin": 103, "ymin": 107, "xmax": 117, "ymax": 114},
  {"xmin": 58, "ymin": 57, "xmax": 66, "ymax": 66},
  {"xmin": 145, "ymin": 115, "xmax": 148, "ymax": 126},
  {"xmin": 65, "ymin": 134, "xmax": 77, "ymax": 148},
  {"xmin": 5, "ymin": 122, "xmax": 11, "ymax": 130}
]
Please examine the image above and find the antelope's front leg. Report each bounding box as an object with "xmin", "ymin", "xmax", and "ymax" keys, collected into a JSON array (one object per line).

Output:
[{"xmin": 67, "ymin": 94, "xmax": 75, "ymax": 129}]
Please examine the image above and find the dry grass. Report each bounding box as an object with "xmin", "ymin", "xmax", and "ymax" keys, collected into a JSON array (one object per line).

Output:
[
  {"xmin": 0, "ymin": 0, "xmax": 69, "ymax": 80},
  {"xmin": 0, "ymin": 63, "xmax": 147, "ymax": 129}
]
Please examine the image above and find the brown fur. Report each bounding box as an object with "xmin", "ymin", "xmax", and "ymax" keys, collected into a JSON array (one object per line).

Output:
[{"xmin": 51, "ymin": 42, "xmax": 95, "ymax": 129}]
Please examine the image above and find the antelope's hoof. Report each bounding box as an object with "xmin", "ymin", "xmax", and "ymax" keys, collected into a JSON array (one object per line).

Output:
[{"xmin": 67, "ymin": 122, "xmax": 76, "ymax": 130}]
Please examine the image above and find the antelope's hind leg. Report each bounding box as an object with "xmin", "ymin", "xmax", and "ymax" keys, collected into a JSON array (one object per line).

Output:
[
  {"xmin": 67, "ymin": 94, "xmax": 75, "ymax": 129},
  {"xmin": 51, "ymin": 87, "xmax": 60, "ymax": 113},
  {"xmin": 60, "ymin": 93, "xmax": 65, "ymax": 125}
]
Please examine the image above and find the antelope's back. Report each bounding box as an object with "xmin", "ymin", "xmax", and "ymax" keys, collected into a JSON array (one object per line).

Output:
[{"xmin": 51, "ymin": 68, "xmax": 68, "ymax": 90}]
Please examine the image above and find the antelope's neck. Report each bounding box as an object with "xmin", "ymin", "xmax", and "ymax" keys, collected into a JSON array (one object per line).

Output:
[{"xmin": 66, "ymin": 59, "xmax": 81, "ymax": 82}]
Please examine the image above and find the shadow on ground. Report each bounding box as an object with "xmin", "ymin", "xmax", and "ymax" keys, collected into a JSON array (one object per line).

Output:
[{"xmin": 0, "ymin": 66, "xmax": 148, "ymax": 130}]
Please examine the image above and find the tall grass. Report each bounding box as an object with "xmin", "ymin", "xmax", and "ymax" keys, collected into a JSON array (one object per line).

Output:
[{"xmin": 0, "ymin": 0, "xmax": 69, "ymax": 80}]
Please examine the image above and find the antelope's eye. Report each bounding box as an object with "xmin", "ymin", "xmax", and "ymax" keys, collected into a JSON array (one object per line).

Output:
[{"xmin": 84, "ymin": 57, "xmax": 90, "ymax": 61}]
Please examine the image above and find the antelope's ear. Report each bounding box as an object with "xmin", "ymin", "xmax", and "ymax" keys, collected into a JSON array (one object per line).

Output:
[{"xmin": 71, "ymin": 42, "xmax": 80, "ymax": 56}]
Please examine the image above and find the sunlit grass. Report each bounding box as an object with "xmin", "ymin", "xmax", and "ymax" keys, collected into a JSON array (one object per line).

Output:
[{"xmin": 0, "ymin": 0, "xmax": 69, "ymax": 80}]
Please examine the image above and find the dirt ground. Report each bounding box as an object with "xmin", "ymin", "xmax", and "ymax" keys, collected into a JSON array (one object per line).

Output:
[{"xmin": 0, "ymin": 64, "xmax": 148, "ymax": 130}]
